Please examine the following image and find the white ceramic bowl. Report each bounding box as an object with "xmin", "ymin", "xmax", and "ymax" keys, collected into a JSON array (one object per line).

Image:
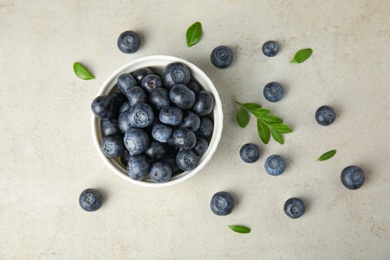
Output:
[{"xmin": 91, "ymin": 55, "xmax": 223, "ymax": 187}]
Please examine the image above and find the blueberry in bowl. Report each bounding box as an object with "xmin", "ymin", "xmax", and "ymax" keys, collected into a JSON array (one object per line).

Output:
[{"xmin": 91, "ymin": 55, "xmax": 223, "ymax": 187}]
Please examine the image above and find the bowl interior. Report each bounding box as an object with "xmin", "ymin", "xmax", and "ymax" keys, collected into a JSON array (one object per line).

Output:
[{"xmin": 91, "ymin": 55, "xmax": 223, "ymax": 187}]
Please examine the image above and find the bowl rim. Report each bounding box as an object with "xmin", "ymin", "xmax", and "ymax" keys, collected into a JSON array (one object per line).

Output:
[{"xmin": 91, "ymin": 55, "xmax": 223, "ymax": 187}]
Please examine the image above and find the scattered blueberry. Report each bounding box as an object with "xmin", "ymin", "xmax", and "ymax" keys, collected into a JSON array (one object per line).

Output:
[
  {"xmin": 150, "ymin": 161, "xmax": 172, "ymax": 183},
  {"xmin": 123, "ymin": 128, "xmax": 149, "ymax": 155},
  {"xmin": 149, "ymin": 88, "xmax": 170, "ymax": 110},
  {"xmin": 169, "ymin": 84, "xmax": 196, "ymax": 110},
  {"xmin": 127, "ymin": 154, "xmax": 150, "ymax": 180},
  {"xmin": 127, "ymin": 103, "xmax": 154, "ymax": 128},
  {"xmin": 180, "ymin": 111, "xmax": 201, "ymax": 132},
  {"xmin": 124, "ymin": 86, "xmax": 147, "ymax": 107},
  {"xmin": 176, "ymin": 150, "xmax": 199, "ymax": 171},
  {"xmin": 162, "ymin": 62, "xmax": 191, "ymax": 88},
  {"xmin": 159, "ymin": 106, "xmax": 183, "ymax": 126},
  {"xmin": 341, "ymin": 165, "xmax": 365, "ymax": 190},
  {"xmin": 117, "ymin": 30, "xmax": 141, "ymax": 54},
  {"xmin": 315, "ymin": 105, "xmax": 336, "ymax": 126},
  {"xmin": 117, "ymin": 73, "xmax": 137, "ymax": 94},
  {"xmin": 210, "ymin": 45, "xmax": 233, "ymax": 69},
  {"xmin": 265, "ymin": 155, "xmax": 286, "ymax": 176},
  {"xmin": 196, "ymin": 116, "xmax": 214, "ymax": 139},
  {"xmin": 141, "ymin": 74, "xmax": 163, "ymax": 93},
  {"xmin": 284, "ymin": 198, "xmax": 305, "ymax": 219},
  {"xmin": 210, "ymin": 191, "xmax": 235, "ymax": 216},
  {"xmin": 193, "ymin": 136, "xmax": 209, "ymax": 157},
  {"xmin": 263, "ymin": 82, "xmax": 284, "ymax": 102},
  {"xmin": 79, "ymin": 188, "xmax": 103, "ymax": 212},
  {"xmin": 240, "ymin": 143, "xmax": 260, "ymax": 163},
  {"xmin": 101, "ymin": 135, "xmax": 125, "ymax": 158},
  {"xmin": 152, "ymin": 124, "xmax": 173, "ymax": 143},
  {"xmin": 262, "ymin": 41, "xmax": 279, "ymax": 57},
  {"xmin": 131, "ymin": 67, "xmax": 153, "ymax": 85},
  {"xmin": 91, "ymin": 95, "xmax": 116, "ymax": 119},
  {"xmin": 144, "ymin": 141, "xmax": 168, "ymax": 162},
  {"xmin": 101, "ymin": 118, "xmax": 121, "ymax": 137},
  {"xmin": 169, "ymin": 128, "xmax": 196, "ymax": 150}
]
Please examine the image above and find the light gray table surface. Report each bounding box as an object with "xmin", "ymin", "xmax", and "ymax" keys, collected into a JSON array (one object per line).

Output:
[{"xmin": 1, "ymin": 0, "xmax": 389, "ymax": 259}]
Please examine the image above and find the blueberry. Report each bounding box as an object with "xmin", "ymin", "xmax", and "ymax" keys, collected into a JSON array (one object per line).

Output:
[
  {"xmin": 117, "ymin": 73, "xmax": 137, "ymax": 94},
  {"xmin": 210, "ymin": 191, "xmax": 234, "ymax": 216},
  {"xmin": 123, "ymin": 128, "xmax": 149, "ymax": 155},
  {"xmin": 124, "ymin": 86, "xmax": 147, "ymax": 107},
  {"xmin": 117, "ymin": 30, "xmax": 141, "ymax": 54},
  {"xmin": 196, "ymin": 116, "xmax": 213, "ymax": 139},
  {"xmin": 131, "ymin": 67, "xmax": 153, "ymax": 85},
  {"xmin": 127, "ymin": 103, "xmax": 154, "ymax": 128},
  {"xmin": 193, "ymin": 90, "xmax": 214, "ymax": 116},
  {"xmin": 176, "ymin": 150, "xmax": 199, "ymax": 171},
  {"xmin": 152, "ymin": 124, "xmax": 173, "ymax": 143},
  {"xmin": 180, "ymin": 111, "xmax": 201, "ymax": 132},
  {"xmin": 101, "ymin": 134, "xmax": 125, "ymax": 158},
  {"xmin": 79, "ymin": 188, "xmax": 103, "ymax": 212},
  {"xmin": 263, "ymin": 82, "xmax": 284, "ymax": 102},
  {"xmin": 127, "ymin": 154, "xmax": 150, "ymax": 181},
  {"xmin": 162, "ymin": 62, "xmax": 191, "ymax": 88},
  {"xmin": 144, "ymin": 141, "xmax": 168, "ymax": 162},
  {"xmin": 101, "ymin": 118, "xmax": 121, "ymax": 137},
  {"xmin": 121, "ymin": 150, "xmax": 131, "ymax": 167},
  {"xmin": 315, "ymin": 105, "xmax": 336, "ymax": 126},
  {"xmin": 119, "ymin": 101, "xmax": 131, "ymax": 114},
  {"xmin": 162, "ymin": 154, "xmax": 183, "ymax": 175},
  {"xmin": 118, "ymin": 112, "xmax": 133, "ymax": 134},
  {"xmin": 262, "ymin": 41, "xmax": 279, "ymax": 57},
  {"xmin": 193, "ymin": 136, "xmax": 209, "ymax": 157},
  {"xmin": 150, "ymin": 161, "xmax": 172, "ymax": 183},
  {"xmin": 149, "ymin": 88, "xmax": 170, "ymax": 110},
  {"xmin": 240, "ymin": 143, "xmax": 260, "ymax": 163},
  {"xmin": 169, "ymin": 128, "xmax": 196, "ymax": 150},
  {"xmin": 169, "ymin": 84, "xmax": 196, "ymax": 110},
  {"xmin": 210, "ymin": 45, "xmax": 233, "ymax": 69},
  {"xmin": 264, "ymin": 155, "xmax": 286, "ymax": 176},
  {"xmin": 108, "ymin": 92, "xmax": 127, "ymax": 111},
  {"xmin": 159, "ymin": 106, "xmax": 183, "ymax": 126},
  {"xmin": 187, "ymin": 79, "xmax": 202, "ymax": 94},
  {"xmin": 341, "ymin": 165, "xmax": 365, "ymax": 190},
  {"xmin": 284, "ymin": 198, "xmax": 305, "ymax": 219},
  {"xmin": 91, "ymin": 95, "xmax": 116, "ymax": 119},
  {"xmin": 141, "ymin": 74, "xmax": 163, "ymax": 93}
]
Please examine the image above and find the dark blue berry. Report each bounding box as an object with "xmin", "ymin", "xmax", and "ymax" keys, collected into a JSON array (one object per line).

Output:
[
  {"xmin": 169, "ymin": 84, "xmax": 196, "ymax": 110},
  {"xmin": 123, "ymin": 128, "xmax": 149, "ymax": 155},
  {"xmin": 210, "ymin": 45, "xmax": 233, "ymax": 69},
  {"xmin": 169, "ymin": 128, "xmax": 196, "ymax": 150},
  {"xmin": 149, "ymin": 88, "xmax": 170, "ymax": 110},
  {"xmin": 91, "ymin": 95, "xmax": 116, "ymax": 119},
  {"xmin": 101, "ymin": 118, "xmax": 121, "ymax": 137},
  {"xmin": 117, "ymin": 31, "xmax": 140, "ymax": 54},
  {"xmin": 265, "ymin": 155, "xmax": 286, "ymax": 176},
  {"xmin": 108, "ymin": 92, "xmax": 127, "ymax": 110},
  {"xmin": 131, "ymin": 67, "xmax": 153, "ymax": 85},
  {"xmin": 210, "ymin": 191, "xmax": 234, "ymax": 216},
  {"xmin": 162, "ymin": 154, "xmax": 182, "ymax": 175},
  {"xmin": 263, "ymin": 82, "xmax": 284, "ymax": 102},
  {"xmin": 121, "ymin": 150, "xmax": 131, "ymax": 167},
  {"xmin": 193, "ymin": 90, "xmax": 214, "ymax": 116},
  {"xmin": 284, "ymin": 198, "xmax": 305, "ymax": 219},
  {"xmin": 144, "ymin": 141, "xmax": 168, "ymax": 162},
  {"xmin": 118, "ymin": 112, "xmax": 133, "ymax": 134},
  {"xmin": 119, "ymin": 101, "xmax": 131, "ymax": 114},
  {"xmin": 162, "ymin": 62, "xmax": 191, "ymax": 88},
  {"xmin": 101, "ymin": 135, "xmax": 125, "ymax": 158},
  {"xmin": 176, "ymin": 150, "xmax": 199, "ymax": 171},
  {"xmin": 150, "ymin": 161, "xmax": 172, "ymax": 183},
  {"xmin": 159, "ymin": 106, "xmax": 183, "ymax": 126},
  {"xmin": 341, "ymin": 165, "xmax": 365, "ymax": 190},
  {"xmin": 79, "ymin": 188, "xmax": 103, "ymax": 212},
  {"xmin": 262, "ymin": 41, "xmax": 279, "ymax": 57},
  {"xmin": 117, "ymin": 73, "xmax": 137, "ymax": 94},
  {"xmin": 141, "ymin": 74, "xmax": 163, "ymax": 93},
  {"xmin": 315, "ymin": 105, "xmax": 336, "ymax": 126},
  {"xmin": 193, "ymin": 136, "xmax": 209, "ymax": 157},
  {"xmin": 124, "ymin": 86, "xmax": 147, "ymax": 107},
  {"xmin": 196, "ymin": 116, "xmax": 213, "ymax": 139},
  {"xmin": 180, "ymin": 111, "xmax": 201, "ymax": 132},
  {"xmin": 240, "ymin": 143, "xmax": 260, "ymax": 163},
  {"xmin": 151, "ymin": 124, "xmax": 173, "ymax": 143},
  {"xmin": 127, "ymin": 103, "xmax": 154, "ymax": 128},
  {"xmin": 127, "ymin": 154, "xmax": 150, "ymax": 181},
  {"xmin": 187, "ymin": 79, "xmax": 202, "ymax": 94}
]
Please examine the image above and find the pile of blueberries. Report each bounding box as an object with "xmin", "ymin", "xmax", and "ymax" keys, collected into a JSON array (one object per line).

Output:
[{"xmin": 91, "ymin": 62, "xmax": 215, "ymax": 183}]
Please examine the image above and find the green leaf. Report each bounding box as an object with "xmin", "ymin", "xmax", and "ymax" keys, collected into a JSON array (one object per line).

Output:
[
  {"xmin": 73, "ymin": 62, "xmax": 94, "ymax": 80},
  {"xmin": 235, "ymin": 102, "xmax": 262, "ymax": 110},
  {"xmin": 228, "ymin": 225, "xmax": 251, "ymax": 234},
  {"xmin": 236, "ymin": 107, "xmax": 250, "ymax": 128},
  {"xmin": 317, "ymin": 149, "xmax": 337, "ymax": 161},
  {"xmin": 261, "ymin": 115, "xmax": 283, "ymax": 124},
  {"xmin": 271, "ymin": 129, "xmax": 284, "ymax": 144},
  {"xmin": 269, "ymin": 123, "xmax": 293, "ymax": 133},
  {"xmin": 257, "ymin": 119, "xmax": 270, "ymax": 144},
  {"xmin": 186, "ymin": 22, "xmax": 202, "ymax": 47},
  {"xmin": 250, "ymin": 107, "xmax": 270, "ymax": 118},
  {"xmin": 290, "ymin": 48, "xmax": 313, "ymax": 64}
]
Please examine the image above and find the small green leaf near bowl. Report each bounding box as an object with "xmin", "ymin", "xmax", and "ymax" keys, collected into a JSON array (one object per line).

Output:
[
  {"xmin": 290, "ymin": 48, "xmax": 313, "ymax": 63},
  {"xmin": 317, "ymin": 149, "xmax": 337, "ymax": 161},
  {"xmin": 73, "ymin": 62, "xmax": 95, "ymax": 80},
  {"xmin": 186, "ymin": 22, "xmax": 202, "ymax": 47},
  {"xmin": 228, "ymin": 225, "xmax": 251, "ymax": 234}
]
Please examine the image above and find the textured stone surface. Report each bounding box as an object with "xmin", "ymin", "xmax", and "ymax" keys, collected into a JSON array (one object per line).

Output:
[{"xmin": 1, "ymin": 0, "xmax": 389, "ymax": 259}]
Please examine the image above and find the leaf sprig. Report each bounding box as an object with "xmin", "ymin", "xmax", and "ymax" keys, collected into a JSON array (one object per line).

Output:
[{"xmin": 235, "ymin": 101, "xmax": 292, "ymax": 144}]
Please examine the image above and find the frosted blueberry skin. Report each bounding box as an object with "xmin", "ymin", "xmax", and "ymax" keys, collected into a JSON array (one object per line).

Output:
[
  {"xmin": 127, "ymin": 103, "xmax": 155, "ymax": 128},
  {"xmin": 315, "ymin": 105, "xmax": 336, "ymax": 126},
  {"xmin": 210, "ymin": 191, "xmax": 235, "ymax": 216},
  {"xmin": 162, "ymin": 62, "xmax": 191, "ymax": 88},
  {"xmin": 101, "ymin": 135, "xmax": 125, "ymax": 158},
  {"xmin": 240, "ymin": 143, "xmax": 260, "ymax": 163},
  {"xmin": 176, "ymin": 150, "xmax": 199, "ymax": 171},
  {"xmin": 263, "ymin": 82, "xmax": 284, "ymax": 102},
  {"xmin": 284, "ymin": 198, "xmax": 305, "ymax": 219},
  {"xmin": 210, "ymin": 45, "xmax": 233, "ymax": 69},
  {"xmin": 159, "ymin": 106, "xmax": 184, "ymax": 126},
  {"xmin": 141, "ymin": 74, "xmax": 163, "ymax": 93},
  {"xmin": 118, "ymin": 112, "xmax": 133, "ymax": 134},
  {"xmin": 341, "ymin": 165, "xmax": 365, "ymax": 190},
  {"xmin": 169, "ymin": 84, "xmax": 196, "ymax": 110},
  {"xmin": 79, "ymin": 189, "xmax": 103, "ymax": 212},
  {"xmin": 196, "ymin": 116, "xmax": 213, "ymax": 139},
  {"xmin": 91, "ymin": 95, "xmax": 116, "ymax": 120},
  {"xmin": 124, "ymin": 86, "xmax": 147, "ymax": 107},
  {"xmin": 151, "ymin": 124, "xmax": 173, "ymax": 143},
  {"xmin": 144, "ymin": 141, "xmax": 168, "ymax": 162},
  {"xmin": 180, "ymin": 111, "xmax": 201, "ymax": 132},
  {"xmin": 193, "ymin": 136, "xmax": 209, "ymax": 157},
  {"xmin": 149, "ymin": 88, "xmax": 170, "ymax": 110},
  {"xmin": 117, "ymin": 73, "xmax": 137, "ymax": 95},
  {"xmin": 169, "ymin": 128, "xmax": 197, "ymax": 150},
  {"xmin": 123, "ymin": 128, "xmax": 149, "ymax": 155},
  {"xmin": 119, "ymin": 102, "xmax": 131, "ymax": 115},
  {"xmin": 131, "ymin": 67, "xmax": 153, "ymax": 85},
  {"xmin": 101, "ymin": 118, "xmax": 121, "ymax": 137},
  {"xmin": 265, "ymin": 155, "xmax": 286, "ymax": 176},
  {"xmin": 193, "ymin": 90, "xmax": 214, "ymax": 116},
  {"xmin": 127, "ymin": 154, "xmax": 150, "ymax": 181},
  {"xmin": 262, "ymin": 41, "xmax": 279, "ymax": 57},
  {"xmin": 117, "ymin": 31, "xmax": 141, "ymax": 54},
  {"xmin": 150, "ymin": 161, "xmax": 172, "ymax": 183}
]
